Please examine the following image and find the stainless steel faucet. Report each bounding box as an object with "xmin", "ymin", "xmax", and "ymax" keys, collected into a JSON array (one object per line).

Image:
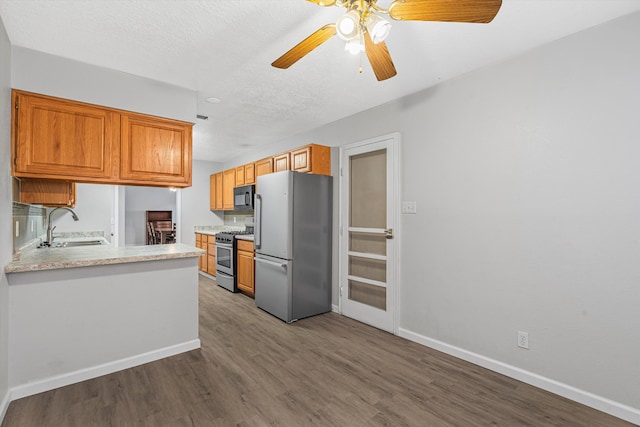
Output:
[{"xmin": 46, "ymin": 207, "xmax": 79, "ymax": 244}]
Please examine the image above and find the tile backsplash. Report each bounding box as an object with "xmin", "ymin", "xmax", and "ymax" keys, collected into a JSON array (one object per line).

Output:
[
  {"xmin": 223, "ymin": 212, "xmax": 254, "ymax": 226},
  {"xmin": 12, "ymin": 202, "xmax": 46, "ymax": 252}
]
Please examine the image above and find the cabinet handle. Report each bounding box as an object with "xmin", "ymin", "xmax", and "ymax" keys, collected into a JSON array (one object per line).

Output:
[{"xmin": 255, "ymin": 194, "xmax": 262, "ymax": 249}]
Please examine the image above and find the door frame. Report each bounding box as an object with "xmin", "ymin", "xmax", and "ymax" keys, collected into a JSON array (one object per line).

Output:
[{"xmin": 338, "ymin": 132, "xmax": 401, "ymax": 334}]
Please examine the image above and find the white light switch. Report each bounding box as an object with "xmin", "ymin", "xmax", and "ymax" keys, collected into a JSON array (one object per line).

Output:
[
  {"xmin": 15, "ymin": 221, "xmax": 19, "ymax": 237},
  {"xmin": 401, "ymin": 201, "xmax": 417, "ymax": 214}
]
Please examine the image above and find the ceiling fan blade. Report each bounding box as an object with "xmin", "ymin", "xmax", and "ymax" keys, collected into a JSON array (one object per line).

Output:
[
  {"xmin": 388, "ymin": 0, "xmax": 502, "ymax": 23},
  {"xmin": 306, "ymin": 0, "xmax": 337, "ymax": 6},
  {"xmin": 364, "ymin": 32, "xmax": 397, "ymax": 81},
  {"xmin": 272, "ymin": 24, "xmax": 337, "ymax": 69}
]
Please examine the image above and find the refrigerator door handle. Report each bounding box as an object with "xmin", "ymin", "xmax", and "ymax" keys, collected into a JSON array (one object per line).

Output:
[
  {"xmin": 254, "ymin": 257, "xmax": 287, "ymax": 269},
  {"xmin": 255, "ymin": 194, "xmax": 262, "ymax": 249}
]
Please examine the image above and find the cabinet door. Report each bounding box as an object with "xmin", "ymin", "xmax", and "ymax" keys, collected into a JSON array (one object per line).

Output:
[
  {"xmin": 195, "ymin": 234, "xmax": 204, "ymax": 271},
  {"xmin": 207, "ymin": 236, "xmax": 217, "ymax": 276},
  {"xmin": 255, "ymin": 157, "xmax": 273, "ymax": 178},
  {"xmin": 244, "ymin": 163, "xmax": 255, "ymax": 184},
  {"xmin": 291, "ymin": 144, "xmax": 331, "ymax": 175},
  {"xmin": 273, "ymin": 153, "xmax": 290, "ymax": 172},
  {"xmin": 215, "ymin": 172, "xmax": 223, "ymax": 210},
  {"xmin": 209, "ymin": 174, "xmax": 216, "ymax": 210},
  {"xmin": 222, "ymin": 169, "xmax": 236, "ymax": 210},
  {"xmin": 19, "ymin": 178, "xmax": 76, "ymax": 207},
  {"xmin": 237, "ymin": 249, "xmax": 255, "ymax": 297},
  {"xmin": 13, "ymin": 91, "xmax": 118, "ymax": 181},
  {"xmin": 235, "ymin": 165, "xmax": 245, "ymax": 186},
  {"xmin": 290, "ymin": 145, "xmax": 312, "ymax": 173},
  {"xmin": 120, "ymin": 113, "xmax": 192, "ymax": 187}
]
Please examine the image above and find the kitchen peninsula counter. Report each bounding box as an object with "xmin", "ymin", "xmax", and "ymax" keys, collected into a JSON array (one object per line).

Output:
[
  {"xmin": 5, "ymin": 243, "xmax": 204, "ymax": 274},
  {"xmin": 6, "ymin": 241, "xmax": 202, "ymax": 399}
]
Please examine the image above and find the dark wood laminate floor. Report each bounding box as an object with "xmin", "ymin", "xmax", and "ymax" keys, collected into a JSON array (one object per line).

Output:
[{"xmin": 3, "ymin": 275, "xmax": 633, "ymax": 426}]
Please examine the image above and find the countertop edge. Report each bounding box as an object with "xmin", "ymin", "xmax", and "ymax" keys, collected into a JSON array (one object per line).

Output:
[{"xmin": 5, "ymin": 244, "xmax": 205, "ymax": 274}]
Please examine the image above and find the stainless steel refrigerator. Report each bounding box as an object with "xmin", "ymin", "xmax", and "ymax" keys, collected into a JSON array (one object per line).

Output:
[{"xmin": 254, "ymin": 171, "xmax": 332, "ymax": 322}]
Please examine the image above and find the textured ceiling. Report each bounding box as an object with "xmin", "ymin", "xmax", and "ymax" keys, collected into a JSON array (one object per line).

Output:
[{"xmin": 1, "ymin": 0, "xmax": 639, "ymax": 162}]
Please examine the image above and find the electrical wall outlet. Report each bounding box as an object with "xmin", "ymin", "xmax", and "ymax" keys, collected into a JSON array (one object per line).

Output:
[{"xmin": 517, "ymin": 331, "xmax": 529, "ymax": 349}]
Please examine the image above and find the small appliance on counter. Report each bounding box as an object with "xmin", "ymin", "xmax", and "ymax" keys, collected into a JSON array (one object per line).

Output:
[
  {"xmin": 254, "ymin": 171, "xmax": 332, "ymax": 323},
  {"xmin": 215, "ymin": 223, "xmax": 254, "ymax": 292}
]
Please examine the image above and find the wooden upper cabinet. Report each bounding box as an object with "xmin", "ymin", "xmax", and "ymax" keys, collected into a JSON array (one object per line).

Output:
[
  {"xmin": 215, "ymin": 172, "xmax": 223, "ymax": 210},
  {"xmin": 12, "ymin": 90, "xmax": 193, "ymax": 188},
  {"xmin": 273, "ymin": 152, "xmax": 290, "ymax": 172},
  {"xmin": 235, "ymin": 163, "xmax": 255, "ymax": 187},
  {"xmin": 222, "ymin": 168, "xmax": 236, "ymax": 210},
  {"xmin": 291, "ymin": 143, "xmax": 331, "ymax": 175},
  {"xmin": 209, "ymin": 169, "xmax": 238, "ymax": 211},
  {"xmin": 209, "ymin": 145, "xmax": 329, "ymax": 211},
  {"xmin": 18, "ymin": 178, "xmax": 76, "ymax": 207},
  {"xmin": 235, "ymin": 165, "xmax": 245, "ymax": 186},
  {"xmin": 210, "ymin": 172, "xmax": 224, "ymax": 210},
  {"xmin": 244, "ymin": 163, "xmax": 255, "ymax": 185},
  {"xmin": 13, "ymin": 90, "xmax": 117, "ymax": 181},
  {"xmin": 209, "ymin": 174, "xmax": 216, "ymax": 210},
  {"xmin": 255, "ymin": 157, "xmax": 273, "ymax": 178},
  {"xmin": 120, "ymin": 113, "xmax": 192, "ymax": 187}
]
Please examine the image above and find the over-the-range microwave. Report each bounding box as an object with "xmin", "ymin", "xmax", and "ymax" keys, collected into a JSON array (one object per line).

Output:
[{"xmin": 233, "ymin": 184, "xmax": 255, "ymax": 211}]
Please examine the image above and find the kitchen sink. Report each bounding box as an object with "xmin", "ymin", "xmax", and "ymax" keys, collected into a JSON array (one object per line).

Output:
[
  {"xmin": 39, "ymin": 240, "xmax": 105, "ymax": 248},
  {"xmin": 56, "ymin": 240, "xmax": 104, "ymax": 247}
]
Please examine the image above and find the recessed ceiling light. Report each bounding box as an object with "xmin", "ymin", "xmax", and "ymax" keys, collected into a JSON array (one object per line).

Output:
[{"xmin": 206, "ymin": 97, "xmax": 221, "ymax": 104}]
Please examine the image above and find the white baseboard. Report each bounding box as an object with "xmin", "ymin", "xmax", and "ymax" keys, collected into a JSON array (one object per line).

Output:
[
  {"xmin": 0, "ymin": 388, "xmax": 10, "ymax": 425},
  {"xmin": 398, "ymin": 328, "xmax": 640, "ymax": 426},
  {"xmin": 10, "ymin": 339, "xmax": 201, "ymax": 401},
  {"xmin": 332, "ymin": 304, "xmax": 339, "ymax": 313}
]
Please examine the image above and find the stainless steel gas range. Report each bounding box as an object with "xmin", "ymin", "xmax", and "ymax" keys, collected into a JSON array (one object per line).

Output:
[{"xmin": 215, "ymin": 228, "xmax": 253, "ymax": 292}]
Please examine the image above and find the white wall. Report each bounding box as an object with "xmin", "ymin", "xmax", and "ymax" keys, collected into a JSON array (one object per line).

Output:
[
  {"xmin": 124, "ymin": 186, "xmax": 176, "ymax": 246},
  {"xmin": 180, "ymin": 160, "xmax": 224, "ymax": 246},
  {"xmin": 0, "ymin": 14, "xmax": 11, "ymax": 422},
  {"xmin": 7, "ymin": 258, "xmax": 199, "ymax": 398},
  {"xmin": 11, "ymin": 47, "xmax": 195, "ymax": 123},
  {"xmin": 49, "ymin": 184, "xmax": 114, "ymax": 243},
  {"xmin": 220, "ymin": 12, "xmax": 640, "ymax": 419}
]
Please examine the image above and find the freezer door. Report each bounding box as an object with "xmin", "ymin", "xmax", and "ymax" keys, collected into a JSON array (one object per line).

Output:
[
  {"xmin": 255, "ymin": 171, "xmax": 293, "ymax": 259},
  {"xmin": 254, "ymin": 254, "xmax": 293, "ymax": 322}
]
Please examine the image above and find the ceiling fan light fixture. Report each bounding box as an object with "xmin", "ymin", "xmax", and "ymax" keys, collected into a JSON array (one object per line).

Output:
[
  {"xmin": 336, "ymin": 9, "xmax": 360, "ymax": 41},
  {"xmin": 365, "ymin": 13, "xmax": 391, "ymax": 44},
  {"xmin": 344, "ymin": 34, "xmax": 364, "ymax": 55}
]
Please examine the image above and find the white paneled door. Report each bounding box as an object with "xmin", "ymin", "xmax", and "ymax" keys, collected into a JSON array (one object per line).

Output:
[{"xmin": 340, "ymin": 133, "xmax": 399, "ymax": 333}]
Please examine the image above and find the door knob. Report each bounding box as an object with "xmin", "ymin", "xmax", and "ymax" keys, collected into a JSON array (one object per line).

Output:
[{"xmin": 385, "ymin": 228, "xmax": 393, "ymax": 239}]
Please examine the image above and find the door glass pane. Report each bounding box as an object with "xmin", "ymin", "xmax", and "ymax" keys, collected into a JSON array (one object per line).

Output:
[
  {"xmin": 349, "ymin": 231, "xmax": 386, "ymax": 256},
  {"xmin": 349, "ymin": 256, "xmax": 386, "ymax": 283},
  {"xmin": 350, "ymin": 149, "xmax": 386, "ymax": 228},
  {"xmin": 348, "ymin": 280, "xmax": 386, "ymax": 311}
]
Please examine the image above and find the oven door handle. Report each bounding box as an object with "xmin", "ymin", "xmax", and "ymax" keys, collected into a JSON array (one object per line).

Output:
[
  {"xmin": 254, "ymin": 257, "xmax": 287, "ymax": 269},
  {"xmin": 255, "ymin": 194, "xmax": 262, "ymax": 249}
]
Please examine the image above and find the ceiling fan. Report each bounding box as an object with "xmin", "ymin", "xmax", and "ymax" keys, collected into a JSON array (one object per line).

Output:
[{"xmin": 272, "ymin": 0, "xmax": 502, "ymax": 81}]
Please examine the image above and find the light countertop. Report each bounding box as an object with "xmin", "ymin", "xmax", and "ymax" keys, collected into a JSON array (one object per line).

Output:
[
  {"xmin": 194, "ymin": 225, "xmax": 246, "ymax": 236},
  {"xmin": 235, "ymin": 235, "xmax": 254, "ymax": 242},
  {"xmin": 5, "ymin": 243, "xmax": 204, "ymax": 274}
]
